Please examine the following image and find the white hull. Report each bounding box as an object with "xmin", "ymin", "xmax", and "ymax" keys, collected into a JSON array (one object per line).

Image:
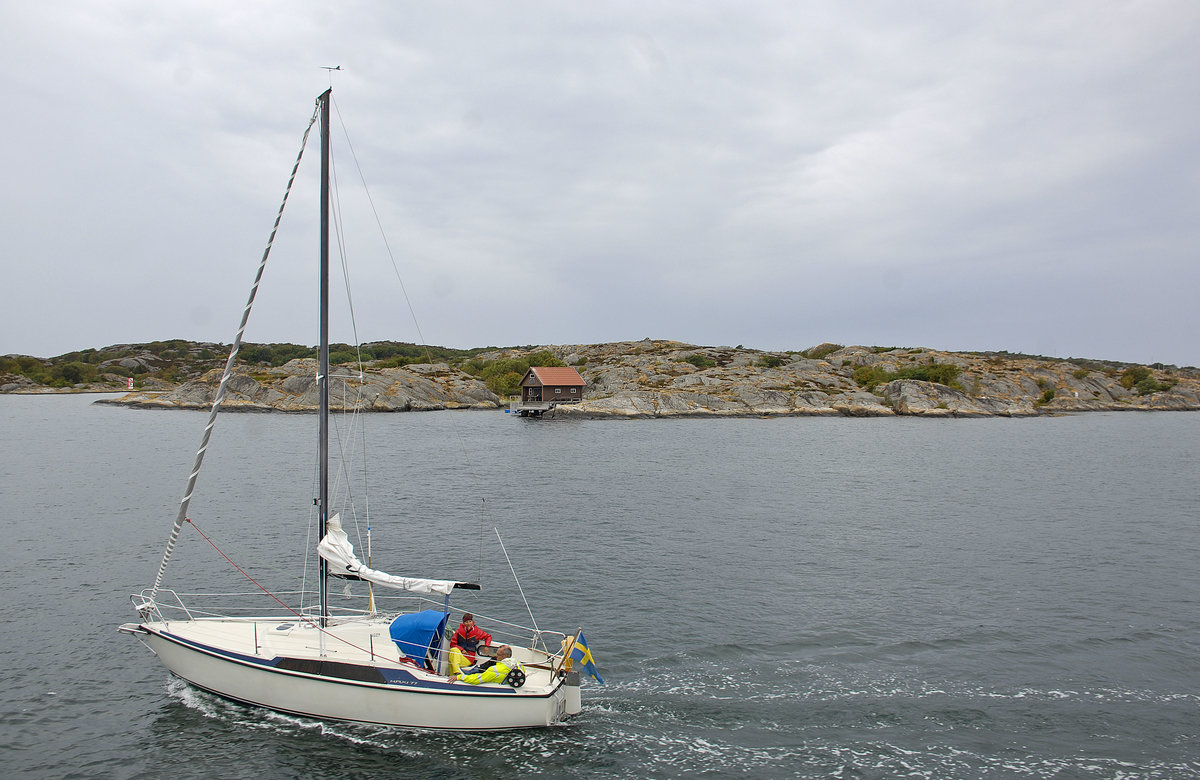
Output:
[{"xmin": 123, "ymin": 617, "xmax": 575, "ymax": 730}]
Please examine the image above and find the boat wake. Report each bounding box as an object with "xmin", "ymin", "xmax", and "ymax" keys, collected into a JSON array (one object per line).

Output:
[{"xmin": 164, "ymin": 677, "xmax": 407, "ymax": 751}]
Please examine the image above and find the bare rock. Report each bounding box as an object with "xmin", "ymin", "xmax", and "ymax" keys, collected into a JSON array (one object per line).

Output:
[{"xmin": 98, "ymin": 362, "xmax": 500, "ymax": 412}]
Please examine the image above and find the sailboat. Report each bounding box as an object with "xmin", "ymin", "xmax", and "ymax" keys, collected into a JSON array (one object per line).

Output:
[{"xmin": 120, "ymin": 89, "xmax": 585, "ymax": 730}]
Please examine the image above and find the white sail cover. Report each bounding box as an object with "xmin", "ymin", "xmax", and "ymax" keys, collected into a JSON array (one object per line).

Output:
[{"xmin": 317, "ymin": 514, "xmax": 459, "ymax": 595}]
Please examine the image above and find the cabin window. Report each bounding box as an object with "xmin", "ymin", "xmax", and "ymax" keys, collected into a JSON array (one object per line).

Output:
[
  {"xmin": 571, "ymin": 388, "xmax": 577, "ymax": 394},
  {"xmin": 555, "ymin": 388, "xmax": 562, "ymax": 394}
]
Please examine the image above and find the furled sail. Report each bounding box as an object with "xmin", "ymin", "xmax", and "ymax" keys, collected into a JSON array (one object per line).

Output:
[{"xmin": 317, "ymin": 514, "xmax": 460, "ymax": 595}]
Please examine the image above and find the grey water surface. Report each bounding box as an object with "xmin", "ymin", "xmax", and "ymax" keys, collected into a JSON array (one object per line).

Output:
[{"xmin": 2, "ymin": 394, "xmax": 1198, "ymax": 778}]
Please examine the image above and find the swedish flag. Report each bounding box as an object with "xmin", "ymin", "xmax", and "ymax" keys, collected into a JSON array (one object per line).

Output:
[{"xmin": 570, "ymin": 632, "xmax": 605, "ymax": 684}]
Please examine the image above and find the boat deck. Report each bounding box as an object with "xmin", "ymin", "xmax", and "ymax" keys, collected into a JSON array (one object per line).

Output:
[{"xmin": 146, "ymin": 614, "xmax": 562, "ymax": 693}]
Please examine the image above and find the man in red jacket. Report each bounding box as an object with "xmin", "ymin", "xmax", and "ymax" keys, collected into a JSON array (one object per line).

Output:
[{"xmin": 447, "ymin": 613, "xmax": 493, "ymax": 675}]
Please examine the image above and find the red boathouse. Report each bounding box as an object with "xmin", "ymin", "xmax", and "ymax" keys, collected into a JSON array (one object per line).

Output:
[{"xmin": 519, "ymin": 366, "xmax": 585, "ymax": 406}]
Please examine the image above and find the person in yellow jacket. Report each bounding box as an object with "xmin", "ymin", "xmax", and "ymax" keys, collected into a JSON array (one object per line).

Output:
[{"xmin": 447, "ymin": 645, "xmax": 515, "ymax": 685}]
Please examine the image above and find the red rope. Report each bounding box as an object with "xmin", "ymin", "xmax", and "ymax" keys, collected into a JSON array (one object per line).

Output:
[{"xmin": 185, "ymin": 517, "xmax": 396, "ymax": 663}]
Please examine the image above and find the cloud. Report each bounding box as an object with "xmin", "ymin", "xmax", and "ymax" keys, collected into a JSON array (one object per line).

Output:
[{"xmin": 3, "ymin": 1, "xmax": 1198, "ymax": 366}]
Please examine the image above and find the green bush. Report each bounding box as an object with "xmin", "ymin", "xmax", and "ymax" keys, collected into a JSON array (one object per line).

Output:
[
  {"xmin": 1038, "ymin": 388, "xmax": 1056, "ymax": 405},
  {"xmin": 51, "ymin": 361, "xmax": 98, "ymax": 386},
  {"xmin": 852, "ymin": 362, "xmax": 962, "ymax": 391},
  {"xmin": 1112, "ymin": 366, "xmax": 1174, "ymax": 395},
  {"xmin": 852, "ymin": 365, "xmax": 893, "ymax": 390},
  {"xmin": 804, "ymin": 343, "xmax": 843, "ymax": 360},
  {"xmin": 757, "ymin": 354, "xmax": 783, "ymax": 369},
  {"xmin": 240, "ymin": 343, "xmax": 314, "ymax": 366},
  {"xmin": 490, "ymin": 371, "xmax": 523, "ymax": 397},
  {"xmin": 1135, "ymin": 376, "xmax": 1174, "ymax": 396},
  {"xmin": 1119, "ymin": 366, "xmax": 1151, "ymax": 389},
  {"xmin": 525, "ymin": 350, "xmax": 566, "ymax": 368},
  {"xmin": 680, "ymin": 354, "xmax": 716, "ymax": 369},
  {"xmin": 913, "ymin": 364, "xmax": 962, "ymax": 387},
  {"xmin": 376, "ymin": 356, "xmax": 419, "ymax": 368}
]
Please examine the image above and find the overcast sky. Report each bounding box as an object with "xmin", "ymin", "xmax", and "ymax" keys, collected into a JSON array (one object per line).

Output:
[{"xmin": 4, "ymin": 1, "xmax": 1198, "ymax": 366}]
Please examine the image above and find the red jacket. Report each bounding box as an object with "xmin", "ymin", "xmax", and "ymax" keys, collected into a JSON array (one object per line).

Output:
[{"xmin": 450, "ymin": 623, "xmax": 492, "ymax": 662}]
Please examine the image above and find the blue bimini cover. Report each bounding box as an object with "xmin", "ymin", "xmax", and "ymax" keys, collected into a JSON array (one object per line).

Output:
[{"xmin": 389, "ymin": 610, "xmax": 449, "ymax": 663}]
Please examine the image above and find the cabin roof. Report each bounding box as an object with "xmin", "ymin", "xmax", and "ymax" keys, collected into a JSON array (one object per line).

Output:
[{"xmin": 525, "ymin": 366, "xmax": 585, "ymax": 386}]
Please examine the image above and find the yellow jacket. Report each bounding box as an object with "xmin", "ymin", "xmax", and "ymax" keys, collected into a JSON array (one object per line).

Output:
[{"xmin": 458, "ymin": 659, "xmax": 514, "ymax": 686}]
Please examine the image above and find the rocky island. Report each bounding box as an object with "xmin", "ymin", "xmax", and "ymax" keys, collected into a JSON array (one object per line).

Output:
[
  {"xmin": 488, "ymin": 340, "xmax": 1200, "ymax": 418},
  {"xmin": 8, "ymin": 338, "xmax": 1191, "ymax": 418}
]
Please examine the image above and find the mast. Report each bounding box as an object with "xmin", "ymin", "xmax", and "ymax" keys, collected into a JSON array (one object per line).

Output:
[{"xmin": 317, "ymin": 88, "xmax": 331, "ymax": 626}]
